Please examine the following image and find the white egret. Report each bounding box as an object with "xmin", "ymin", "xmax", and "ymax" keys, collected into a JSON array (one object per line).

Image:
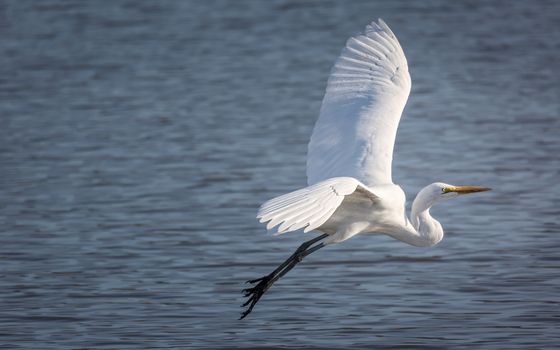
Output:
[{"xmin": 241, "ymin": 19, "xmax": 490, "ymax": 319}]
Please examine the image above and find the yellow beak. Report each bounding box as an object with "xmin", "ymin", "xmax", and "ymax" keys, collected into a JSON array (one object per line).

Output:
[{"xmin": 448, "ymin": 186, "xmax": 491, "ymax": 194}]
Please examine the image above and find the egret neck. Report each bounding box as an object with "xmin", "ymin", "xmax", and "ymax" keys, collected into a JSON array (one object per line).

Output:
[{"xmin": 409, "ymin": 206, "xmax": 444, "ymax": 248}]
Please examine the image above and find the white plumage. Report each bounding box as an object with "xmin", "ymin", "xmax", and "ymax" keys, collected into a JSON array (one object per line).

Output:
[
  {"xmin": 256, "ymin": 19, "xmax": 488, "ymax": 247},
  {"xmin": 258, "ymin": 177, "xmax": 374, "ymax": 234},
  {"xmin": 307, "ymin": 19, "xmax": 410, "ymax": 187}
]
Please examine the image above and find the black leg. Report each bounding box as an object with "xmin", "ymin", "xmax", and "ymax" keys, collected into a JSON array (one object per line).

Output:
[{"xmin": 240, "ymin": 233, "xmax": 329, "ymax": 320}]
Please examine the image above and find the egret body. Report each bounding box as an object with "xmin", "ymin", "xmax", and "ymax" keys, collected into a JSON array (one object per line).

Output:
[{"xmin": 240, "ymin": 19, "xmax": 490, "ymax": 319}]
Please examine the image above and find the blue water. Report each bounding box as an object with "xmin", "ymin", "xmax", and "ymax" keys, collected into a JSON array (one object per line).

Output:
[{"xmin": 1, "ymin": 1, "xmax": 559, "ymax": 348}]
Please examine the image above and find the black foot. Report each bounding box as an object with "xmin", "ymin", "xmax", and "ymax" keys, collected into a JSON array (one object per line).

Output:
[
  {"xmin": 240, "ymin": 275, "xmax": 272, "ymax": 319},
  {"xmin": 238, "ymin": 234, "xmax": 328, "ymax": 320}
]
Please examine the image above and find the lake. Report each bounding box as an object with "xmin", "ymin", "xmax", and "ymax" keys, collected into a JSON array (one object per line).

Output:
[{"xmin": 1, "ymin": 0, "xmax": 559, "ymax": 348}]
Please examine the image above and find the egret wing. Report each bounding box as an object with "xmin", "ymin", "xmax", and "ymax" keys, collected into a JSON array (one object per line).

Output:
[
  {"xmin": 307, "ymin": 19, "xmax": 411, "ymax": 187},
  {"xmin": 257, "ymin": 177, "xmax": 377, "ymax": 235}
]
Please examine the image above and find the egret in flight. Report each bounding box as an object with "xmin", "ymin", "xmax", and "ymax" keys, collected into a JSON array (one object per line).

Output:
[{"xmin": 240, "ymin": 19, "xmax": 490, "ymax": 319}]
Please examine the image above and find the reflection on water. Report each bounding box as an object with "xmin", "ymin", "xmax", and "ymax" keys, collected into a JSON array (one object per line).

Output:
[{"xmin": 1, "ymin": 0, "xmax": 559, "ymax": 348}]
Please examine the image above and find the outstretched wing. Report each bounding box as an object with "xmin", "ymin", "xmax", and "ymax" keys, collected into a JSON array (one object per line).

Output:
[
  {"xmin": 307, "ymin": 19, "xmax": 411, "ymax": 187},
  {"xmin": 257, "ymin": 177, "xmax": 378, "ymax": 235}
]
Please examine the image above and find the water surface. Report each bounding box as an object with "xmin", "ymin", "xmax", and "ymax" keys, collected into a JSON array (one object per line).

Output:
[{"xmin": 1, "ymin": 0, "xmax": 559, "ymax": 348}]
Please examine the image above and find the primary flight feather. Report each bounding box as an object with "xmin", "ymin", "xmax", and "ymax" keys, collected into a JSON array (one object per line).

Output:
[{"xmin": 241, "ymin": 19, "xmax": 490, "ymax": 320}]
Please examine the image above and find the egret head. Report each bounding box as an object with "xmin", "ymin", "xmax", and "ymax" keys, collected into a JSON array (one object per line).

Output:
[{"xmin": 414, "ymin": 182, "xmax": 491, "ymax": 211}]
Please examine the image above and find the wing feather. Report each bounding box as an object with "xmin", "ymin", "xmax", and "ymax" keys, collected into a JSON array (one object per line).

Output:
[
  {"xmin": 267, "ymin": 201, "xmax": 321, "ymax": 231},
  {"xmin": 257, "ymin": 177, "xmax": 378, "ymax": 235},
  {"xmin": 304, "ymin": 205, "xmax": 339, "ymax": 233},
  {"xmin": 306, "ymin": 19, "xmax": 411, "ymax": 187}
]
